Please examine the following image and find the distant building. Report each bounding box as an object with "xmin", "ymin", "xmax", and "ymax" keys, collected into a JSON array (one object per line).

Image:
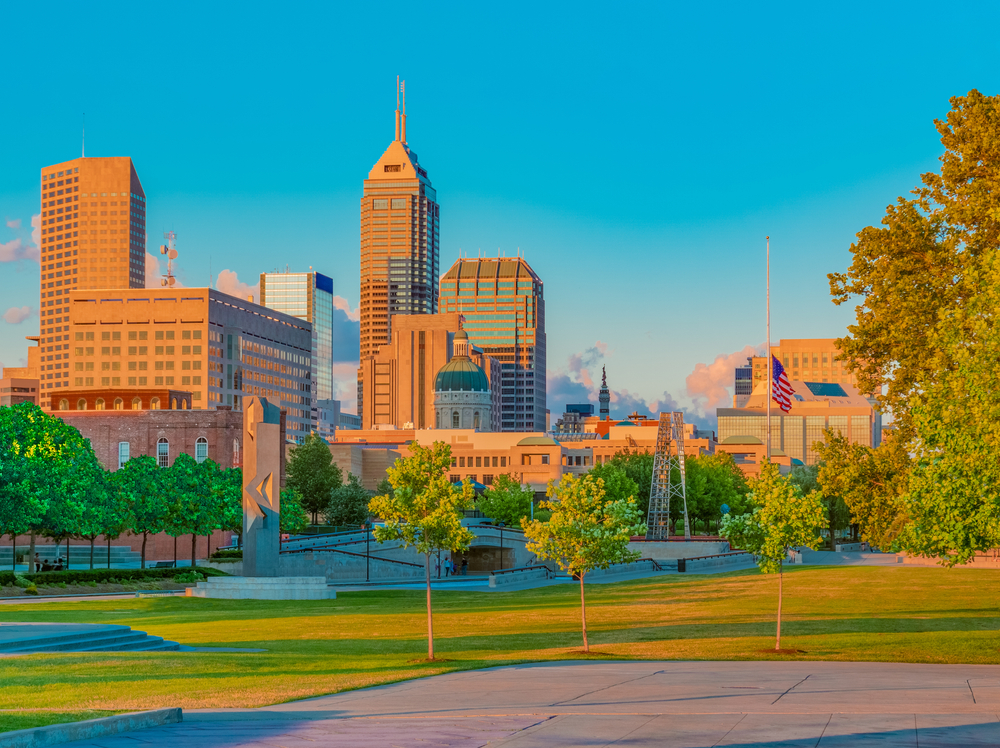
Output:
[
  {"xmin": 434, "ymin": 330, "xmax": 493, "ymax": 431},
  {"xmin": 553, "ymin": 403, "xmax": 594, "ymax": 434},
  {"xmin": 749, "ymin": 339, "xmax": 859, "ymax": 391},
  {"xmin": 717, "ymin": 379, "xmax": 880, "ymax": 466},
  {"xmin": 733, "ymin": 357, "xmax": 753, "ymax": 407},
  {"xmin": 439, "ymin": 257, "xmax": 546, "ymax": 432},
  {"xmin": 60, "ymin": 287, "xmax": 313, "ymax": 438},
  {"xmin": 260, "ymin": 270, "xmax": 334, "ymax": 432},
  {"xmin": 599, "ymin": 367, "xmax": 610, "ymax": 418},
  {"xmin": 0, "ymin": 372, "xmax": 39, "ymax": 407},
  {"xmin": 360, "ymin": 313, "xmax": 500, "ymax": 431},
  {"xmin": 358, "ymin": 81, "xmax": 440, "ymax": 414}
]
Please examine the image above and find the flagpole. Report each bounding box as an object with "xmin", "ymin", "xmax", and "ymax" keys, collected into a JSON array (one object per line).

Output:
[{"xmin": 766, "ymin": 236, "xmax": 771, "ymax": 461}]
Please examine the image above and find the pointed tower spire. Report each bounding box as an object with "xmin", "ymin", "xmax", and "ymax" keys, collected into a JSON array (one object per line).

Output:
[
  {"xmin": 599, "ymin": 366, "xmax": 611, "ymax": 419},
  {"xmin": 394, "ymin": 76, "xmax": 401, "ymax": 141}
]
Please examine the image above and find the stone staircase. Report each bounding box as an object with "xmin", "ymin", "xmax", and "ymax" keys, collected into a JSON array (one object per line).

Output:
[{"xmin": 0, "ymin": 623, "xmax": 181, "ymax": 653}]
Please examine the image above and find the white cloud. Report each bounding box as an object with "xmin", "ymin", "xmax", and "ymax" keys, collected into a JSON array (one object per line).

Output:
[
  {"xmin": 685, "ymin": 344, "xmax": 764, "ymax": 414},
  {"xmin": 144, "ymin": 251, "xmax": 161, "ymax": 287},
  {"xmin": 333, "ymin": 295, "xmax": 360, "ymax": 322},
  {"xmin": 30, "ymin": 214, "xmax": 40, "ymax": 256},
  {"xmin": 2, "ymin": 306, "xmax": 34, "ymax": 324},
  {"xmin": 216, "ymin": 269, "xmax": 260, "ymax": 301},
  {"xmin": 6, "ymin": 219, "xmax": 21, "ymax": 229}
]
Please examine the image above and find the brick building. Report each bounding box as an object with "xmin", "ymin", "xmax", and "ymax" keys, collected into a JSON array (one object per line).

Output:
[{"xmin": 54, "ymin": 387, "xmax": 192, "ymax": 412}]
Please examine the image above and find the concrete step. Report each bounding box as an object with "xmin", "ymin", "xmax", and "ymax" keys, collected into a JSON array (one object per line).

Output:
[{"xmin": 0, "ymin": 624, "xmax": 182, "ymax": 653}]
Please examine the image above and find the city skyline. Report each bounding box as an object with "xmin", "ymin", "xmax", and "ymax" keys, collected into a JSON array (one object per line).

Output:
[{"xmin": 4, "ymin": 3, "xmax": 1000, "ymax": 428}]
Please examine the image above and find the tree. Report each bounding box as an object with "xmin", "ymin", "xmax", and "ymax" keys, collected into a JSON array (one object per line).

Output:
[
  {"xmin": 286, "ymin": 433, "xmax": 342, "ymax": 524},
  {"xmin": 327, "ymin": 473, "xmax": 371, "ymax": 527},
  {"xmin": 375, "ymin": 477, "xmax": 394, "ymax": 499},
  {"xmin": 280, "ymin": 487, "xmax": 309, "ymax": 535},
  {"xmin": 816, "ymin": 431, "xmax": 909, "ymax": 550},
  {"xmin": 368, "ymin": 441, "xmax": 476, "ymax": 661},
  {"xmin": 720, "ymin": 461, "xmax": 825, "ymax": 651},
  {"xmin": 0, "ymin": 403, "xmax": 94, "ymax": 570},
  {"xmin": 596, "ymin": 449, "xmax": 653, "ymax": 516},
  {"xmin": 477, "ymin": 474, "xmax": 535, "ymax": 528},
  {"xmin": 72, "ymin": 460, "xmax": 115, "ymax": 569},
  {"xmin": 114, "ymin": 455, "xmax": 168, "ymax": 568},
  {"xmin": 522, "ymin": 473, "xmax": 646, "ymax": 653},
  {"xmin": 789, "ymin": 462, "xmax": 850, "ymax": 548},
  {"xmin": 684, "ymin": 452, "xmax": 750, "ymax": 534},
  {"xmin": 896, "ymin": 251, "xmax": 1000, "ymax": 566},
  {"xmin": 829, "ymin": 91, "xmax": 1000, "ymax": 435},
  {"xmin": 166, "ymin": 454, "xmax": 226, "ymax": 567},
  {"xmin": 215, "ymin": 467, "xmax": 244, "ymax": 546}
]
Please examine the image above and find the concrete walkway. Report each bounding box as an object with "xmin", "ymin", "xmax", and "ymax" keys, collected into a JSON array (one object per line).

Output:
[{"xmin": 53, "ymin": 660, "xmax": 1000, "ymax": 746}]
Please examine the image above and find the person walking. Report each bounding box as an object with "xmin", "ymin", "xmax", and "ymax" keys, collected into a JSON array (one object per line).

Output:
[
  {"xmin": 461, "ymin": 558, "xmax": 468, "ymax": 576},
  {"xmin": 33, "ymin": 553, "xmax": 41, "ymax": 572}
]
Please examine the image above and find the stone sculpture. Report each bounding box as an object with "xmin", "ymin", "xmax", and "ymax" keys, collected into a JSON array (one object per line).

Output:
[{"xmin": 243, "ymin": 396, "xmax": 282, "ymax": 577}]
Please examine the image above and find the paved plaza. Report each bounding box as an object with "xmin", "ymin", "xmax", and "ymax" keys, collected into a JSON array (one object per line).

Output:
[{"xmin": 54, "ymin": 660, "xmax": 1000, "ymax": 746}]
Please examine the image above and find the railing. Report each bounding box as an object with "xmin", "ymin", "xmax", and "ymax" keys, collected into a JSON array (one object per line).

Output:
[
  {"xmin": 491, "ymin": 563, "xmax": 554, "ymax": 577},
  {"xmin": 683, "ymin": 551, "xmax": 750, "ymax": 562},
  {"xmin": 280, "ymin": 545, "xmax": 424, "ymax": 568}
]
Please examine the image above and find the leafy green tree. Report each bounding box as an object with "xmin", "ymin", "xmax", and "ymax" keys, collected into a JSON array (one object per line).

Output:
[
  {"xmin": 114, "ymin": 455, "xmax": 168, "ymax": 568},
  {"xmin": 522, "ymin": 473, "xmax": 646, "ymax": 652},
  {"xmin": 72, "ymin": 461, "xmax": 115, "ymax": 569},
  {"xmin": 721, "ymin": 461, "xmax": 825, "ymax": 650},
  {"xmin": 375, "ymin": 477, "xmax": 394, "ymax": 499},
  {"xmin": 215, "ymin": 467, "xmax": 244, "ymax": 546},
  {"xmin": 0, "ymin": 403, "xmax": 93, "ymax": 570},
  {"xmin": 477, "ymin": 474, "xmax": 535, "ymax": 528},
  {"xmin": 167, "ymin": 455, "xmax": 226, "ymax": 567},
  {"xmin": 816, "ymin": 430, "xmax": 909, "ymax": 550},
  {"xmin": 790, "ymin": 462, "xmax": 850, "ymax": 548},
  {"xmin": 368, "ymin": 441, "xmax": 476, "ymax": 661},
  {"xmin": 327, "ymin": 473, "xmax": 371, "ymax": 527},
  {"xmin": 830, "ymin": 90, "xmax": 1000, "ymax": 436},
  {"xmin": 896, "ymin": 252, "xmax": 1000, "ymax": 565},
  {"xmin": 280, "ymin": 487, "xmax": 309, "ymax": 535},
  {"xmin": 286, "ymin": 433, "xmax": 342, "ymax": 524},
  {"xmin": 684, "ymin": 452, "xmax": 749, "ymax": 534},
  {"xmin": 596, "ymin": 450, "xmax": 653, "ymax": 516}
]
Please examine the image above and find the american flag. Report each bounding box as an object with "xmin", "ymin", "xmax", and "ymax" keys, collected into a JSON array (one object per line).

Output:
[{"xmin": 771, "ymin": 355, "xmax": 794, "ymax": 412}]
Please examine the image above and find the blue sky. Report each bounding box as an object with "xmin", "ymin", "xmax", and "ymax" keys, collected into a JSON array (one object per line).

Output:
[{"xmin": 3, "ymin": 1, "xmax": 999, "ymax": 427}]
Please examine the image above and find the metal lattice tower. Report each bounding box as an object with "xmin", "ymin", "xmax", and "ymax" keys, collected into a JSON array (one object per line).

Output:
[{"xmin": 645, "ymin": 412, "xmax": 691, "ymax": 540}]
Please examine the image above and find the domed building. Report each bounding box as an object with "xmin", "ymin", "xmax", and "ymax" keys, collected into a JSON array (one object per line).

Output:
[{"xmin": 434, "ymin": 330, "xmax": 492, "ymax": 431}]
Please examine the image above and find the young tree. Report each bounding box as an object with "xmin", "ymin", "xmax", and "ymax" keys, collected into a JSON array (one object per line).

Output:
[
  {"xmin": 114, "ymin": 455, "xmax": 168, "ymax": 568},
  {"xmin": 167, "ymin": 454, "xmax": 225, "ymax": 567},
  {"xmin": 522, "ymin": 473, "xmax": 646, "ymax": 653},
  {"xmin": 685, "ymin": 452, "xmax": 750, "ymax": 534},
  {"xmin": 73, "ymin": 461, "xmax": 115, "ymax": 569},
  {"xmin": 280, "ymin": 487, "xmax": 309, "ymax": 535},
  {"xmin": 327, "ymin": 473, "xmax": 371, "ymax": 527},
  {"xmin": 477, "ymin": 474, "xmax": 535, "ymax": 528},
  {"xmin": 368, "ymin": 441, "xmax": 476, "ymax": 661},
  {"xmin": 286, "ymin": 433, "xmax": 342, "ymax": 524},
  {"xmin": 375, "ymin": 477, "xmax": 394, "ymax": 499},
  {"xmin": 721, "ymin": 461, "xmax": 825, "ymax": 650},
  {"xmin": 215, "ymin": 466, "xmax": 244, "ymax": 546},
  {"xmin": 597, "ymin": 450, "xmax": 653, "ymax": 516}
]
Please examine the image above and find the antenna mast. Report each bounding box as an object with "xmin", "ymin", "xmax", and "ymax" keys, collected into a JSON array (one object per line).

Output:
[
  {"xmin": 160, "ymin": 231, "xmax": 178, "ymax": 287},
  {"xmin": 82, "ymin": 113, "xmax": 85, "ymax": 158}
]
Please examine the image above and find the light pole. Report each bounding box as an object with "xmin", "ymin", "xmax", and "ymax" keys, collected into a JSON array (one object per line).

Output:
[
  {"xmin": 498, "ymin": 522, "xmax": 505, "ymax": 570},
  {"xmin": 365, "ymin": 517, "xmax": 371, "ymax": 583}
]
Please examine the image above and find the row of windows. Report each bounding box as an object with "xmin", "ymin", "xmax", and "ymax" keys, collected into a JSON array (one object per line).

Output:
[
  {"xmin": 58, "ymin": 396, "xmax": 167, "ymax": 412},
  {"xmin": 152, "ymin": 437, "xmax": 210, "ymax": 468},
  {"xmin": 74, "ymin": 330, "xmax": 201, "ymax": 342},
  {"xmin": 453, "ymin": 455, "xmax": 508, "ymax": 469}
]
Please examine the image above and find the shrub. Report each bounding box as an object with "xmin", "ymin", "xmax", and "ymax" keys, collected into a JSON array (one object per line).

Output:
[
  {"xmin": 24, "ymin": 584, "xmax": 38, "ymax": 595},
  {"xmin": 13, "ymin": 576, "xmax": 32, "ymax": 589},
  {"xmin": 210, "ymin": 549, "xmax": 242, "ymax": 560},
  {"xmin": 0, "ymin": 567, "xmax": 228, "ymax": 587},
  {"xmin": 173, "ymin": 571, "xmax": 205, "ymax": 584}
]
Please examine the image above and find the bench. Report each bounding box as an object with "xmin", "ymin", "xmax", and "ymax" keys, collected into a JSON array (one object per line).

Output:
[{"xmin": 153, "ymin": 561, "xmax": 175, "ymax": 568}]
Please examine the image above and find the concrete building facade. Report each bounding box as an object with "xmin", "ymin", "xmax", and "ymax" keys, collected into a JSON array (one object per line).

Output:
[
  {"xmin": 61, "ymin": 287, "xmax": 313, "ymax": 437},
  {"xmin": 749, "ymin": 339, "xmax": 859, "ymax": 391},
  {"xmin": 0, "ymin": 375, "xmax": 39, "ymax": 407},
  {"xmin": 440, "ymin": 257, "xmax": 546, "ymax": 432}
]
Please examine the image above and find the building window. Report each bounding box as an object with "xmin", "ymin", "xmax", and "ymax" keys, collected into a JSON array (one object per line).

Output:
[
  {"xmin": 113, "ymin": 398, "xmax": 123, "ymax": 410},
  {"xmin": 492, "ymin": 456, "xmax": 498, "ymax": 467},
  {"xmin": 459, "ymin": 456, "xmax": 465, "ymax": 468},
  {"xmin": 150, "ymin": 397, "xmax": 160, "ymax": 410},
  {"xmin": 473, "ymin": 411, "xmax": 481, "ymax": 429},
  {"xmin": 449, "ymin": 475, "xmax": 461, "ymax": 484},
  {"xmin": 95, "ymin": 398, "xmax": 105, "ymax": 411},
  {"xmin": 157, "ymin": 438, "xmax": 169, "ymax": 468},
  {"xmin": 483, "ymin": 474, "xmax": 494, "ymax": 486},
  {"xmin": 452, "ymin": 411, "xmax": 460, "ymax": 428},
  {"xmin": 118, "ymin": 441, "xmax": 130, "ymax": 469},
  {"xmin": 475, "ymin": 456, "xmax": 482, "ymax": 467},
  {"xmin": 195, "ymin": 437, "xmax": 208, "ymax": 463},
  {"xmin": 132, "ymin": 397, "xmax": 142, "ymax": 410},
  {"xmin": 233, "ymin": 438, "xmax": 240, "ymax": 467},
  {"xmin": 542, "ymin": 455, "xmax": 550, "ymax": 465},
  {"xmin": 76, "ymin": 398, "xmax": 87, "ymax": 410},
  {"xmin": 58, "ymin": 399, "xmax": 69, "ymax": 410},
  {"xmin": 500, "ymin": 456, "xmax": 506, "ymax": 468}
]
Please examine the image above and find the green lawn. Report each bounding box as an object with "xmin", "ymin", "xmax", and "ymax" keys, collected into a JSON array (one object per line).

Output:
[
  {"xmin": 2, "ymin": 566, "xmax": 999, "ymax": 722},
  {"xmin": 0, "ymin": 711, "xmax": 122, "ymax": 733}
]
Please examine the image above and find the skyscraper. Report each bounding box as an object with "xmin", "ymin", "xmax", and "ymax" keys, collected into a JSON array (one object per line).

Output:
[
  {"xmin": 260, "ymin": 271, "xmax": 333, "ymax": 433},
  {"xmin": 357, "ymin": 79, "xmax": 440, "ymax": 413},
  {"xmin": 439, "ymin": 257, "xmax": 546, "ymax": 432},
  {"xmin": 37, "ymin": 157, "xmax": 147, "ymax": 405}
]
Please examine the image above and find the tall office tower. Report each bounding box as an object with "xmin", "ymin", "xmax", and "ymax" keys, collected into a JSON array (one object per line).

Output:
[
  {"xmin": 37, "ymin": 157, "xmax": 147, "ymax": 407},
  {"xmin": 749, "ymin": 339, "xmax": 860, "ymax": 391},
  {"xmin": 440, "ymin": 257, "xmax": 546, "ymax": 432},
  {"xmin": 357, "ymin": 79, "xmax": 440, "ymax": 413},
  {"xmin": 260, "ymin": 270, "xmax": 333, "ymax": 431}
]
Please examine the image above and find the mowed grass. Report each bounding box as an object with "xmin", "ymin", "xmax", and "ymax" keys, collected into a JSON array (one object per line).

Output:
[{"xmin": 2, "ymin": 565, "xmax": 1000, "ymax": 717}]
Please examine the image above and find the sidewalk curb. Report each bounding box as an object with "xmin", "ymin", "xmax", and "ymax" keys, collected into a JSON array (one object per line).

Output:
[{"xmin": 0, "ymin": 708, "xmax": 181, "ymax": 748}]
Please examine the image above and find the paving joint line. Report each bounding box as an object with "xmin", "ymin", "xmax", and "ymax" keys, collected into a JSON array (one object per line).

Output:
[
  {"xmin": 711, "ymin": 713, "xmax": 747, "ymax": 747},
  {"xmin": 772, "ymin": 674, "xmax": 811, "ymax": 705},
  {"xmin": 549, "ymin": 669, "xmax": 665, "ymax": 706},
  {"xmin": 814, "ymin": 713, "xmax": 833, "ymax": 747}
]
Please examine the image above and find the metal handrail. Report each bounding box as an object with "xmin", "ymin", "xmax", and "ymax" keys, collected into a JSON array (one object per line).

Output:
[
  {"xmin": 490, "ymin": 563, "xmax": 554, "ymax": 577},
  {"xmin": 279, "ymin": 546, "xmax": 424, "ymax": 568}
]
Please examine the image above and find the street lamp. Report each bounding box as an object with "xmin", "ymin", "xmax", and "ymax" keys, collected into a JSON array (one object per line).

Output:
[{"xmin": 365, "ymin": 516, "xmax": 372, "ymax": 583}]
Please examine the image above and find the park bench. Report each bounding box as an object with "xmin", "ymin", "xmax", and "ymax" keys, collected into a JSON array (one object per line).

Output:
[{"xmin": 153, "ymin": 561, "xmax": 175, "ymax": 568}]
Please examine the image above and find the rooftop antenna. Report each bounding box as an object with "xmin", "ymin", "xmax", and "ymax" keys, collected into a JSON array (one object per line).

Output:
[
  {"xmin": 395, "ymin": 76, "xmax": 401, "ymax": 141},
  {"xmin": 82, "ymin": 113, "xmax": 85, "ymax": 157},
  {"xmin": 400, "ymin": 79, "xmax": 407, "ymax": 144},
  {"xmin": 160, "ymin": 231, "xmax": 178, "ymax": 287}
]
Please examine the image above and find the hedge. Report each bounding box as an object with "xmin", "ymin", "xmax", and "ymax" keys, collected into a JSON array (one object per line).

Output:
[
  {"xmin": 0, "ymin": 567, "xmax": 229, "ymax": 587},
  {"xmin": 210, "ymin": 549, "xmax": 243, "ymax": 560}
]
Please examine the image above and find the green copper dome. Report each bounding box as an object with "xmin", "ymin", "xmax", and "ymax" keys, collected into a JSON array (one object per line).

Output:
[{"xmin": 435, "ymin": 355, "xmax": 490, "ymax": 393}]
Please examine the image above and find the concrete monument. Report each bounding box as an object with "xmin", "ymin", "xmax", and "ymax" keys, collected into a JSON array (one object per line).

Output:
[{"xmin": 242, "ymin": 396, "xmax": 282, "ymax": 577}]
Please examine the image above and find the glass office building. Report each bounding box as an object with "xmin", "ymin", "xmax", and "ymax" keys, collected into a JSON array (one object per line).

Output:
[
  {"xmin": 440, "ymin": 257, "xmax": 546, "ymax": 432},
  {"xmin": 260, "ymin": 271, "xmax": 333, "ymax": 430}
]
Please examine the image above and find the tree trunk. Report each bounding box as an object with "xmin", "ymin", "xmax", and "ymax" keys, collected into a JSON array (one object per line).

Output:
[
  {"xmin": 29, "ymin": 531, "xmax": 36, "ymax": 573},
  {"xmin": 425, "ymin": 552, "xmax": 434, "ymax": 661},
  {"xmin": 66, "ymin": 537, "xmax": 70, "ymax": 569},
  {"xmin": 89, "ymin": 537, "xmax": 95, "ymax": 570},
  {"xmin": 580, "ymin": 572, "xmax": 589, "ymax": 653},
  {"xmin": 191, "ymin": 534, "xmax": 198, "ymax": 568},
  {"xmin": 173, "ymin": 535, "xmax": 178, "ymax": 566},
  {"xmin": 775, "ymin": 560, "xmax": 783, "ymax": 651},
  {"xmin": 107, "ymin": 537, "xmax": 111, "ymax": 569},
  {"xmin": 10, "ymin": 535, "xmax": 14, "ymax": 572},
  {"xmin": 141, "ymin": 532, "xmax": 148, "ymax": 570}
]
